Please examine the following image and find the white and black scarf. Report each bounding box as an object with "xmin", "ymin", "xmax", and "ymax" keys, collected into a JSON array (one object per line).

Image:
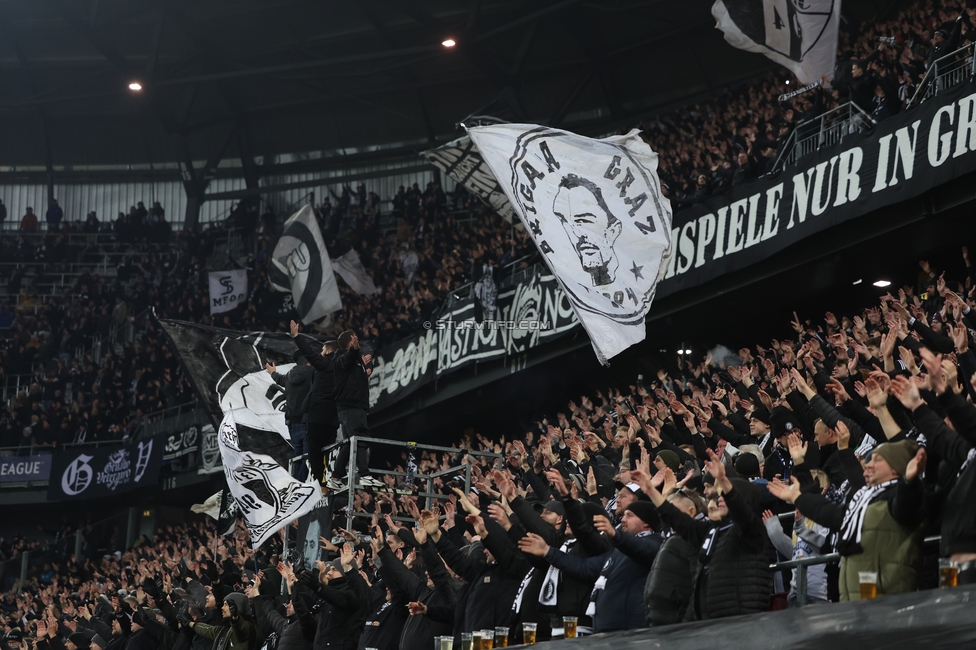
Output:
[
  {"xmin": 513, "ymin": 539, "xmax": 577, "ymax": 613},
  {"xmin": 839, "ymin": 480, "xmax": 897, "ymax": 549}
]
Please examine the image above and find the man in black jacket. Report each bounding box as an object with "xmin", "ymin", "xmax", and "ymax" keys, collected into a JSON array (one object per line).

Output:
[
  {"xmin": 268, "ymin": 351, "xmax": 315, "ymax": 481},
  {"xmin": 299, "ymin": 560, "xmax": 366, "ymax": 650},
  {"xmin": 644, "ymin": 488, "xmax": 706, "ymax": 626},
  {"xmin": 635, "ymin": 449, "xmax": 772, "ymax": 620},
  {"xmin": 332, "ymin": 329, "xmax": 381, "ymax": 488},
  {"xmin": 289, "ymin": 320, "xmax": 340, "ymax": 487}
]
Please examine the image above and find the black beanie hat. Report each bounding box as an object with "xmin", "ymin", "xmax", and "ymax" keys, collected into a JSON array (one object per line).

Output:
[
  {"xmin": 770, "ymin": 406, "xmax": 800, "ymax": 438},
  {"xmin": 625, "ymin": 501, "xmax": 661, "ymax": 530},
  {"xmin": 734, "ymin": 453, "xmax": 761, "ymax": 478}
]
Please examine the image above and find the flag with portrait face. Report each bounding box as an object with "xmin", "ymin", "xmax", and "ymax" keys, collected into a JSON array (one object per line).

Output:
[{"xmin": 466, "ymin": 125, "xmax": 673, "ymax": 364}]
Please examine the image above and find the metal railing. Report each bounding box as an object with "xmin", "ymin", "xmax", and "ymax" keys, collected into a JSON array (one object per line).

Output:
[
  {"xmin": 769, "ymin": 517, "xmax": 943, "ymax": 607},
  {"xmin": 772, "ymin": 102, "xmax": 877, "ymax": 174},
  {"xmin": 285, "ymin": 435, "xmax": 503, "ymax": 531},
  {"xmin": 908, "ymin": 42, "xmax": 976, "ymax": 107}
]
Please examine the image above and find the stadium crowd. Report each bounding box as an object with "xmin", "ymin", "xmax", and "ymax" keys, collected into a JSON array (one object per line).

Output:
[
  {"xmin": 3, "ymin": 1, "xmax": 976, "ymax": 648},
  {"xmin": 646, "ymin": 0, "xmax": 976, "ymax": 207},
  {"xmin": 0, "ymin": 181, "xmax": 532, "ymax": 449},
  {"xmin": 2, "ymin": 245, "xmax": 975, "ymax": 649}
]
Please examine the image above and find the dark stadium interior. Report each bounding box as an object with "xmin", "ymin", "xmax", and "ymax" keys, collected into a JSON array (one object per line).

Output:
[{"xmin": 3, "ymin": 0, "xmax": 976, "ymax": 648}]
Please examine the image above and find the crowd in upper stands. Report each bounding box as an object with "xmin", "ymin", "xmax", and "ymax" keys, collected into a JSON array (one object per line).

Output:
[
  {"xmin": 2, "ymin": 244, "xmax": 975, "ymax": 649},
  {"xmin": 645, "ymin": 0, "xmax": 976, "ymax": 207},
  {"xmin": 0, "ymin": 182, "xmax": 531, "ymax": 448}
]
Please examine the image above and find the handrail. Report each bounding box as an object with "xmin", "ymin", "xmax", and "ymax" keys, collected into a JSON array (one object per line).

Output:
[
  {"xmin": 771, "ymin": 102, "xmax": 876, "ymax": 174},
  {"xmin": 768, "ymin": 533, "xmax": 943, "ymax": 606},
  {"xmin": 907, "ymin": 42, "xmax": 976, "ymax": 108}
]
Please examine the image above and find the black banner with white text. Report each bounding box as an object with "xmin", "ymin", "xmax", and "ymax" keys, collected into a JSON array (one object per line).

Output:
[
  {"xmin": 656, "ymin": 79, "xmax": 976, "ymax": 298},
  {"xmin": 369, "ymin": 270, "xmax": 580, "ymax": 411}
]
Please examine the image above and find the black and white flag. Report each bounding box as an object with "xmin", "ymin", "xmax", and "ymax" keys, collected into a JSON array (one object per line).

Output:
[
  {"xmin": 423, "ymin": 117, "xmax": 516, "ymax": 222},
  {"xmin": 209, "ymin": 270, "xmax": 248, "ymax": 315},
  {"xmin": 467, "ymin": 125, "xmax": 673, "ymax": 364},
  {"xmin": 268, "ymin": 205, "xmax": 342, "ymax": 324},
  {"xmin": 158, "ymin": 319, "xmax": 322, "ymax": 547},
  {"xmin": 712, "ymin": 0, "xmax": 840, "ymax": 84},
  {"xmin": 332, "ymin": 249, "xmax": 378, "ymax": 295}
]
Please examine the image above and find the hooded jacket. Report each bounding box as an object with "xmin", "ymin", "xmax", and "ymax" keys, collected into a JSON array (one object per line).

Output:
[
  {"xmin": 293, "ymin": 335, "xmax": 339, "ymax": 426},
  {"xmin": 333, "ymin": 347, "xmax": 369, "ymax": 411}
]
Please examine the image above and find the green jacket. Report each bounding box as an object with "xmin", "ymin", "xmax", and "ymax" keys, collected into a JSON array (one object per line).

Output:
[
  {"xmin": 836, "ymin": 499, "xmax": 924, "ymax": 601},
  {"xmin": 192, "ymin": 617, "xmax": 257, "ymax": 650},
  {"xmin": 795, "ymin": 477, "xmax": 926, "ymax": 602}
]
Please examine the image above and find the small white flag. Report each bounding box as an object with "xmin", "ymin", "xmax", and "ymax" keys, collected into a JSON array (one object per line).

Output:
[
  {"xmin": 209, "ymin": 270, "xmax": 248, "ymax": 315},
  {"xmin": 712, "ymin": 0, "xmax": 841, "ymax": 84},
  {"xmin": 467, "ymin": 124, "xmax": 673, "ymax": 364},
  {"xmin": 332, "ymin": 249, "xmax": 378, "ymax": 295},
  {"xmin": 269, "ymin": 205, "xmax": 342, "ymax": 324}
]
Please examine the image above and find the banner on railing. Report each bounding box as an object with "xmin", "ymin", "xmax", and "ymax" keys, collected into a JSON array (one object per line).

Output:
[
  {"xmin": 48, "ymin": 437, "xmax": 163, "ymax": 500},
  {"xmin": 0, "ymin": 454, "xmax": 52, "ymax": 483},
  {"xmin": 369, "ymin": 269, "xmax": 580, "ymax": 411},
  {"xmin": 656, "ymin": 78, "xmax": 976, "ymax": 300},
  {"xmin": 162, "ymin": 425, "xmax": 201, "ymax": 462}
]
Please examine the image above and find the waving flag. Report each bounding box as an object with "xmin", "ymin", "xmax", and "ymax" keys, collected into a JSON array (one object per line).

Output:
[
  {"xmin": 269, "ymin": 205, "xmax": 342, "ymax": 324},
  {"xmin": 467, "ymin": 125, "xmax": 673, "ymax": 364},
  {"xmin": 158, "ymin": 319, "xmax": 321, "ymax": 547},
  {"xmin": 712, "ymin": 0, "xmax": 840, "ymax": 84}
]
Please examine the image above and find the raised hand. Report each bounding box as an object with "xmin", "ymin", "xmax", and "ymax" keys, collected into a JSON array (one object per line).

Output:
[
  {"xmin": 767, "ymin": 476, "xmax": 802, "ymax": 504},
  {"xmin": 517, "ymin": 533, "xmax": 551, "ymax": 557},
  {"xmin": 905, "ymin": 447, "xmax": 927, "ymax": 481},
  {"xmin": 786, "ymin": 432, "xmax": 807, "ymax": 465},
  {"xmin": 289, "ymin": 320, "xmax": 300, "ymax": 338},
  {"xmin": 544, "ymin": 468, "xmax": 570, "ymax": 497}
]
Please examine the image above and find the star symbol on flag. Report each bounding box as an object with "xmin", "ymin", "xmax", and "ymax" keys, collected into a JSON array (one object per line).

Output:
[{"xmin": 630, "ymin": 261, "xmax": 644, "ymax": 280}]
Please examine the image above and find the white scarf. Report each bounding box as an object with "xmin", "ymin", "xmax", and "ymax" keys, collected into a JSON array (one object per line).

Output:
[
  {"xmin": 839, "ymin": 479, "xmax": 897, "ymax": 546},
  {"xmin": 539, "ymin": 539, "xmax": 576, "ymax": 606},
  {"xmin": 513, "ymin": 539, "xmax": 577, "ymax": 613}
]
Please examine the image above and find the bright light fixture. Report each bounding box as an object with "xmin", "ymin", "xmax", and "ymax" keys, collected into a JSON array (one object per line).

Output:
[
  {"xmin": 785, "ymin": 80, "xmax": 791, "ymax": 85},
  {"xmin": 873, "ymin": 280, "xmax": 891, "ymax": 288},
  {"xmin": 442, "ymin": 38, "xmax": 456, "ymax": 48},
  {"xmin": 128, "ymin": 82, "xmax": 143, "ymax": 91},
  {"xmin": 852, "ymin": 279, "xmax": 863, "ymax": 285},
  {"xmin": 677, "ymin": 349, "xmax": 693, "ymax": 355}
]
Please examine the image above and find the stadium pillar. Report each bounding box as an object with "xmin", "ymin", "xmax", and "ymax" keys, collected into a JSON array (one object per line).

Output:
[
  {"xmin": 126, "ymin": 507, "xmax": 138, "ymax": 549},
  {"xmin": 19, "ymin": 551, "xmax": 27, "ymax": 585},
  {"xmin": 74, "ymin": 529, "xmax": 82, "ymax": 561},
  {"xmin": 184, "ymin": 195, "xmax": 202, "ymax": 232}
]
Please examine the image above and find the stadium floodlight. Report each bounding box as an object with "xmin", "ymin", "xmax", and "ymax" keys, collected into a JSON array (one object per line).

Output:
[
  {"xmin": 128, "ymin": 82, "xmax": 143, "ymax": 91},
  {"xmin": 873, "ymin": 280, "xmax": 891, "ymax": 288},
  {"xmin": 852, "ymin": 279, "xmax": 863, "ymax": 285},
  {"xmin": 442, "ymin": 38, "xmax": 456, "ymax": 48}
]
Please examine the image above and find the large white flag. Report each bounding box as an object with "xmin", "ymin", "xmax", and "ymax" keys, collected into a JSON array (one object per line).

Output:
[
  {"xmin": 467, "ymin": 125, "xmax": 672, "ymax": 364},
  {"xmin": 332, "ymin": 249, "xmax": 378, "ymax": 295},
  {"xmin": 209, "ymin": 270, "xmax": 248, "ymax": 315},
  {"xmin": 269, "ymin": 205, "xmax": 342, "ymax": 324},
  {"xmin": 712, "ymin": 0, "xmax": 840, "ymax": 84}
]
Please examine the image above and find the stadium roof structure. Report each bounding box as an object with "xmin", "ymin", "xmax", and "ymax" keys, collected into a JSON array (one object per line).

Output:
[{"xmin": 0, "ymin": 0, "xmax": 783, "ymax": 173}]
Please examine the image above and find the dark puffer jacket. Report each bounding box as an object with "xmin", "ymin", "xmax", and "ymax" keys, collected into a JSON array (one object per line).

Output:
[
  {"xmin": 643, "ymin": 530, "xmax": 700, "ymax": 625},
  {"xmin": 293, "ymin": 335, "xmax": 339, "ymax": 426},
  {"xmin": 252, "ymin": 596, "xmax": 313, "ymax": 650},
  {"xmin": 658, "ymin": 480, "xmax": 772, "ymax": 619}
]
